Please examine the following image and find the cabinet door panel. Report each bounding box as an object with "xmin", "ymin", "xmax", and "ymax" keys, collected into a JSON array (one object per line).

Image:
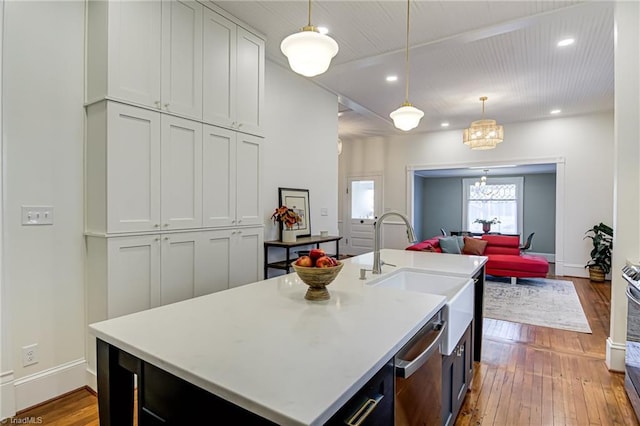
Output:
[
  {"xmin": 235, "ymin": 134, "xmax": 261, "ymax": 226},
  {"xmin": 108, "ymin": 103, "xmax": 161, "ymax": 233},
  {"xmin": 203, "ymin": 8, "xmax": 236, "ymax": 128},
  {"xmin": 108, "ymin": 235, "xmax": 160, "ymax": 318},
  {"xmin": 161, "ymin": 234, "xmax": 198, "ymax": 305},
  {"xmin": 230, "ymin": 228, "xmax": 262, "ymax": 288},
  {"xmin": 161, "ymin": 116, "xmax": 203, "ymax": 229},
  {"xmin": 235, "ymin": 27, "xmax": 264, "ymax": 136},
  {"xmin": 162, "ymin": 0, "xmax": 203, "ymax": 119},
  {"xmin": 107, "ymin": 0, "xmax": 161, "ymax": 107},
  {"xmin": 202, "ymin": 125, "xmax": 236, "ymax": 227},
  {"xmin": 198, "ymin": 230, "xmax": 233, "ymax": 295}
]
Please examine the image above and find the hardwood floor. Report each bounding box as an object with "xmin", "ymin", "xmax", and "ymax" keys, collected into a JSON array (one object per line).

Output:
[
  {"xmin": 457, "ymin": 276, "xmax": 638, "ymax": 426},
  {"xmin": 8, "ymin": 276, "xmax": 637, "ymax": 426}
]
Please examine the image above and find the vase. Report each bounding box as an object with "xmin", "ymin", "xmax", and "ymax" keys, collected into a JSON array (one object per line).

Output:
[
  {"xmin": 482, "ymin": 223, "xmax": 491, "ymax": 233},
  {"xmin": 282, "ymin": 229, "xmax": 296, "ymax": 243}
]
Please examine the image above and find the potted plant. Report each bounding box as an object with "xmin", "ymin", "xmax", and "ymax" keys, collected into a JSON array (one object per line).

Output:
[
  {"xmin": 584, "ymin": 222, "xmax": 613, "ymax": 282},
  {"xmin": 474, "ymin": 217, "xmax": 501, "ymax": 233},
  {"xmin": 271, "ymin": 205, "xmax": 302, "ymax": 242}
]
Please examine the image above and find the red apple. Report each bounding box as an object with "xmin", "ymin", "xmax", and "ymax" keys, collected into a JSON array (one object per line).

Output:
[
  {"xmin": 329, "ymin": 257, "xmax": 338, "ymax": 266},
  {"xmin": 295, "ymin": 256, "xmax": 313, "ymax": 267},
  {"xmin": 315, "ymin": 256, "xmax": 334, "ymax": 268},
  {"xmin": 310, "ymin": 248, "xmax": 326, "ymax": 260}
]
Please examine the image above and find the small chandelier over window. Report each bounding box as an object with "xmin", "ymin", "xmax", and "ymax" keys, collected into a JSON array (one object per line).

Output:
[
  {"xmin": 463, "ymin": 96, "xmax": 504, "ymax": 150},
  {"xmin": 280, "ymin": 0, "xmax": 339, "ymax": 77}
]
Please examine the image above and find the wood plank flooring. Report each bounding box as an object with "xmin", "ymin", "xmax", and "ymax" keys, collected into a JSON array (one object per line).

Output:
[{"xmin": 7, "ymin": 276, "xmax": 638, "ymax": 425}]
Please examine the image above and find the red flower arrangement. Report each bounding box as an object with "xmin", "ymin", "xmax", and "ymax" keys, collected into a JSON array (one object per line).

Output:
[{"xmin": 271, "ymin": 205, "xmax": 302, "ymax": 230}]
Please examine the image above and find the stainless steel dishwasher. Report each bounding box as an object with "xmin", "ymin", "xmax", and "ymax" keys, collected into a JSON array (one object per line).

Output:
[{"xmin": 395, "ymin": 308, "xmax": 446, "ymax": 426}]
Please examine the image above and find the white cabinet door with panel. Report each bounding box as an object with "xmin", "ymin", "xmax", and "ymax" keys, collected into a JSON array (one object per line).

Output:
[
  {"xmin": 107, "ymin": 235, "xmax": 161, "ymax": 318},
  {"xmin": 86, "ymin": 101, "xmax": 161, "ymax": 234},
  {"xmin": 230, "ymin": 227, "xmax": 263, "ymax": 287},
  {"xmin": 235, "ymin": 133, "xmax": 261, "ymax": 226},
  {"xmin": 161, "ymin": 115, "xmax": 203, "ymax": 230},
  {"xmin": 202, "ymin": 6, "xmax": 264, "ymax": 136},
  {"xmin": 160, "ymin": 232, "xmax": 199, "ymax": 305},
  {"xmin": 234, "ymin": 26, "xmax": 264, "ymax": 136},
  {"xmin": 161, "ymin": 0, "xmax": 203, "ymax": 118},
  {"xmin": 202, "ymin": 125, "xmax": 261, "ymax": 228},
  {"xmin": 86, "ymin": 0, "xmax": 162, "ymax": 107}
]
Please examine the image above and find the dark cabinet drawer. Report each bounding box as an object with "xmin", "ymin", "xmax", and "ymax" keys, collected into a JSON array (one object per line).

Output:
[{"xmin": 326, "ymin": 358, "xmax": 394, "ymax": 425}]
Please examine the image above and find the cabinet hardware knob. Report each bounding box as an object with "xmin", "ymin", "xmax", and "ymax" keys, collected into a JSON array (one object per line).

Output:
[
  {"xmin": 155, "ymin": 238, "xmax": 160, "ymax": 242},
  {"xmin": 238, "ymin": 231, "xmax": 242, "ymax": 234},
  {"xmin": 163, "ymin": 224, "xmax": 169, "ymax": 227},
  {"xmin": 231, "ymin": 220, "xmax": 236, "ymax": 224},
  {"xmin": 164, "ymin": 237, "xmax": 169, "ymax": 241},
  {"xmin": 164, "ymin": 103, "xmax": 170, "ymax": 109},
  {"xmin": 154, "ymin": 101, "xmax": 161, "ymax": 107},
  {"xmin": 238, "ymin": 219, "xmax": 242, "ymax": 223},
  {"xmin": 237, "ymin": 123, "xmax": 243, "ymax": 128},
  {"xmin": 154, "ymin": 224, "xmax": 159, "ymax": 228}
]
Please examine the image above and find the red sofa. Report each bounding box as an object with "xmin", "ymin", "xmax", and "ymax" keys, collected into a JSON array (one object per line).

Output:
[{"xmin": 406, "ymin": 234, "xmax": 549, "ymax": 282}]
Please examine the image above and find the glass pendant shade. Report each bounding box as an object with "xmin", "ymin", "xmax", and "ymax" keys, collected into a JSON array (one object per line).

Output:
[
  {"xmin": 281, "ymin": 27, "xmax": 339, "ymax": 77},
  {"xmin": 390, "ymin": 103, "xmax": 424, "ymax": 131},
  {"xmin": 462, "ymin": 119, "xmax": 504, "ymax": 150}
]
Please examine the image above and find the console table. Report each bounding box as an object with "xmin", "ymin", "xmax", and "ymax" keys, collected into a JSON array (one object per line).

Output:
[{"xmin": 264, "ymin": 235, "xmax": 342, "ymax": 278}]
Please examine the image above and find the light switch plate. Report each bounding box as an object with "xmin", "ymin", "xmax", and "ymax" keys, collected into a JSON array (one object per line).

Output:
[
  {"xmin": 21, "ymin": 206, "xmax": 54, "ymax": 225},
  {"xmin": 320, "ymin": 208, "xmax": 328, "ymax": 216}
]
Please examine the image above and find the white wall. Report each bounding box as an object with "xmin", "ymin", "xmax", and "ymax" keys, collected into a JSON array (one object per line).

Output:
[
  {"xmin": 262, "ymin": 61, "xmax": 339, "ymax": 273},
  {"xmin": 608, "ymin": 0, "xmax": 640, "ymax": 372},
  {"xmin": 340, "ymin": 111, "xmax": 614, "ymax": 276},
  {"xmin": 2, "ymin": 0, "xmax": 86, "ymax": 412}
]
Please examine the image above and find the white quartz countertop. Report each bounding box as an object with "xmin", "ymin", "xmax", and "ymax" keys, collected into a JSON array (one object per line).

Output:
[{"xmin": 89, "ymin": 249, "xmax": 487, "ymax": 425}]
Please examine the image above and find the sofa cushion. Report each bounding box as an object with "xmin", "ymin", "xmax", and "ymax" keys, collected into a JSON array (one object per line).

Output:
[
  {"xmin": 462, "ymin": 236, "xmax": 488, "ymax": 255},
  {"xmin": 482, "ymin": 235, "xmax": 521, "ymax": 256},
  {"xmin": 405, "ymin": 237, "xmax": 441, "ymax": 252},
  {"xmin": 486, "ymin": 254, "xmax": 549, "ymax": 274},
  {"xmin": 439, "ymin": 236, "xmax": 461, "ymax": 254}
]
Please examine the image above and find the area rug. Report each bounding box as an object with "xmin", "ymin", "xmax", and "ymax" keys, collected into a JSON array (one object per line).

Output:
[{"xmin": 484, "ymin": 277, "xmax": 592, "ymax": 333}]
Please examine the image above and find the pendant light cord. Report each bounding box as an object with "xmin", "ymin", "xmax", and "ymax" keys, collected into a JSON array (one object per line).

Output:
[
  {"xmin": 308, "ymin": 0, "xmax": 312, "ymax": 27},
  {"xmin": 404, "ymin": 0, "xmax": 410, "ymax": 103}
]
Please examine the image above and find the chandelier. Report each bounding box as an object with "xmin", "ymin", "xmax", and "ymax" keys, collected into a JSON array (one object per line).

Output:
[
  {"xmin": 463, "ymin": 96, "xmax": 504, "ymax": 150},
  {"xmin": 280, "ymin": 0, "xmax": 339, "ymax": 77},
  {"xmin": 389, "ymin": 0, "xmax": 424, "ymax": 131}
]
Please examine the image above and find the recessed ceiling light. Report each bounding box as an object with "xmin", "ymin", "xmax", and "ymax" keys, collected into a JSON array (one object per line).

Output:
[
  {"xmin": 317, "ymin": 26, "xmax": 329, "ymax": 35},
  {"xmin": 557, "ymin": 38, "xmax": 575, "ymax": 47},
  {"xmin": 441, "ymin": 122, "xmax": 449, "ymax": 127},
  {"xmin": 550, "ymin": 109, "xmax": 562, "ymax": 114},
  {"xmin": 386, "ymin": 75, "xmax": 398, "ymax": 82}
]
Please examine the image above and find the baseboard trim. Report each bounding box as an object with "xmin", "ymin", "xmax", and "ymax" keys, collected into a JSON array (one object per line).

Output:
[
  {"xmin": 606, "ymin": 337, "xmax": 626, "ymax": 372},
  {"xmin": 1, "ymin": 370, "xmax": 16, "ymax": 420},
  {"xmin": 528, "ymin": 252, "xmax": 555, "ymax": 263},
  {"xmin": 86, "ymin": 367, "xmax": 97, "ymax": 393},
  {"xmin": 13, "ymin": 359, "xmax": 87, "ymax": 412},
  {"xmin": 562, "ymin": 263, "xmax": 590, "ymax": 278}
]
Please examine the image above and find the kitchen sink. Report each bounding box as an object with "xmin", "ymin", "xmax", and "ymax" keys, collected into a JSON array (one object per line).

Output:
[{"xmin": 368, "ymin": 269, "xmax": 474, "ymax": 356}]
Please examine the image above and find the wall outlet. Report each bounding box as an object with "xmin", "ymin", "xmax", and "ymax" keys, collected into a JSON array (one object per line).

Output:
[{"xmin": 22, "ymin": 344, "xmax": 38, "ymax": 367}]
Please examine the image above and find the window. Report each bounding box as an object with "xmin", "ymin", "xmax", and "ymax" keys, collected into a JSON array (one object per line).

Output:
[{"xmin": 462, "ymin": 177, "xmax": 523, "ymax": 234}]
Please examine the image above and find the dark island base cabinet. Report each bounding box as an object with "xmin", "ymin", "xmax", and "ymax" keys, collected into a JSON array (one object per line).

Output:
[
  {"xmin": 472, "ymin": 266, "xmax": 486, "ymax": 363},
  {"xmin": 97, "ymin": 338, "xmax": 394, "ymax": 426},
  {"xmin": 441, "ymin": 325, "xmax": 473, "ymax": 426}
]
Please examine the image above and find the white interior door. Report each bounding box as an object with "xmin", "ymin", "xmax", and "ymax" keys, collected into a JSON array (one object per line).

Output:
[{"xmin": 347, "ymin": 175, "xmax": 382, "ymax": 255}]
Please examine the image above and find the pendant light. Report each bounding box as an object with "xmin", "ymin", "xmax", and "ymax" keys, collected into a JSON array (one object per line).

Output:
[
  {"xmin": 389, "ymin": 0, "xmax": 424, "ymax": 131},
  {"xmin": 463, "ymin": 96, "xmax": 504, "ymax": 150},
  {"xmin": 280, "ymin": 0, "xmax": 339, "ymax": 78}
]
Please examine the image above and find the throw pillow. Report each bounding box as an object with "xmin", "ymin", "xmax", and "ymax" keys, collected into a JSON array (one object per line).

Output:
[
  {"xmin": 462, "ymin": 236, "xmax": 488, "ymax": 255},
  {"xmin": 439, "ymin": 236, "xmax": 461, "ymax": 254}
]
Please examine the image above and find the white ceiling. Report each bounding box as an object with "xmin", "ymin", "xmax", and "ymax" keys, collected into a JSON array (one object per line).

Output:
[{"xmin": 214, "ymin": 1, "xmax": 614, "ymax": 139}]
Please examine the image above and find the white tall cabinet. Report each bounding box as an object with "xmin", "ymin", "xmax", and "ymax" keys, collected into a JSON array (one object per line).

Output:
[{"xmin": 85, "ymin": 0, "xmax": 265, "ymax": 335}]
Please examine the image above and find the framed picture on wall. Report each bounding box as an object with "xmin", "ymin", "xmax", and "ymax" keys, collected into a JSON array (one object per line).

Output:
[{"xmin": 278, "ymin": 187, "xmax": 311, "ymax": 239}]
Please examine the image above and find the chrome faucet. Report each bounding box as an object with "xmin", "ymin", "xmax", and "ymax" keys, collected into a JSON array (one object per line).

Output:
[{"xmin": 372, "ymin": 210, "xmax": 417, "ymax": 274}]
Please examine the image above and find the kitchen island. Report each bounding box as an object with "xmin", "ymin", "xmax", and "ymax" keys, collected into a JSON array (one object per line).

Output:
[{"xmin": 90, "ymin": 249, "xmax": 487, "ymax": 425}]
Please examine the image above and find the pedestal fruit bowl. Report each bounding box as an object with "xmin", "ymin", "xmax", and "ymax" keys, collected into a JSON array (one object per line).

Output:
[{"xmin": 292, "ymin": 257, "xmax": 343, "ymax": 301}]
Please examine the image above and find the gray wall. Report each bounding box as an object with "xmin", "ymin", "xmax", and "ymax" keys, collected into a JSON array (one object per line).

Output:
[{"xmin": 416, "ymin": 172, "xmax": 556, "ymax": 254}]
